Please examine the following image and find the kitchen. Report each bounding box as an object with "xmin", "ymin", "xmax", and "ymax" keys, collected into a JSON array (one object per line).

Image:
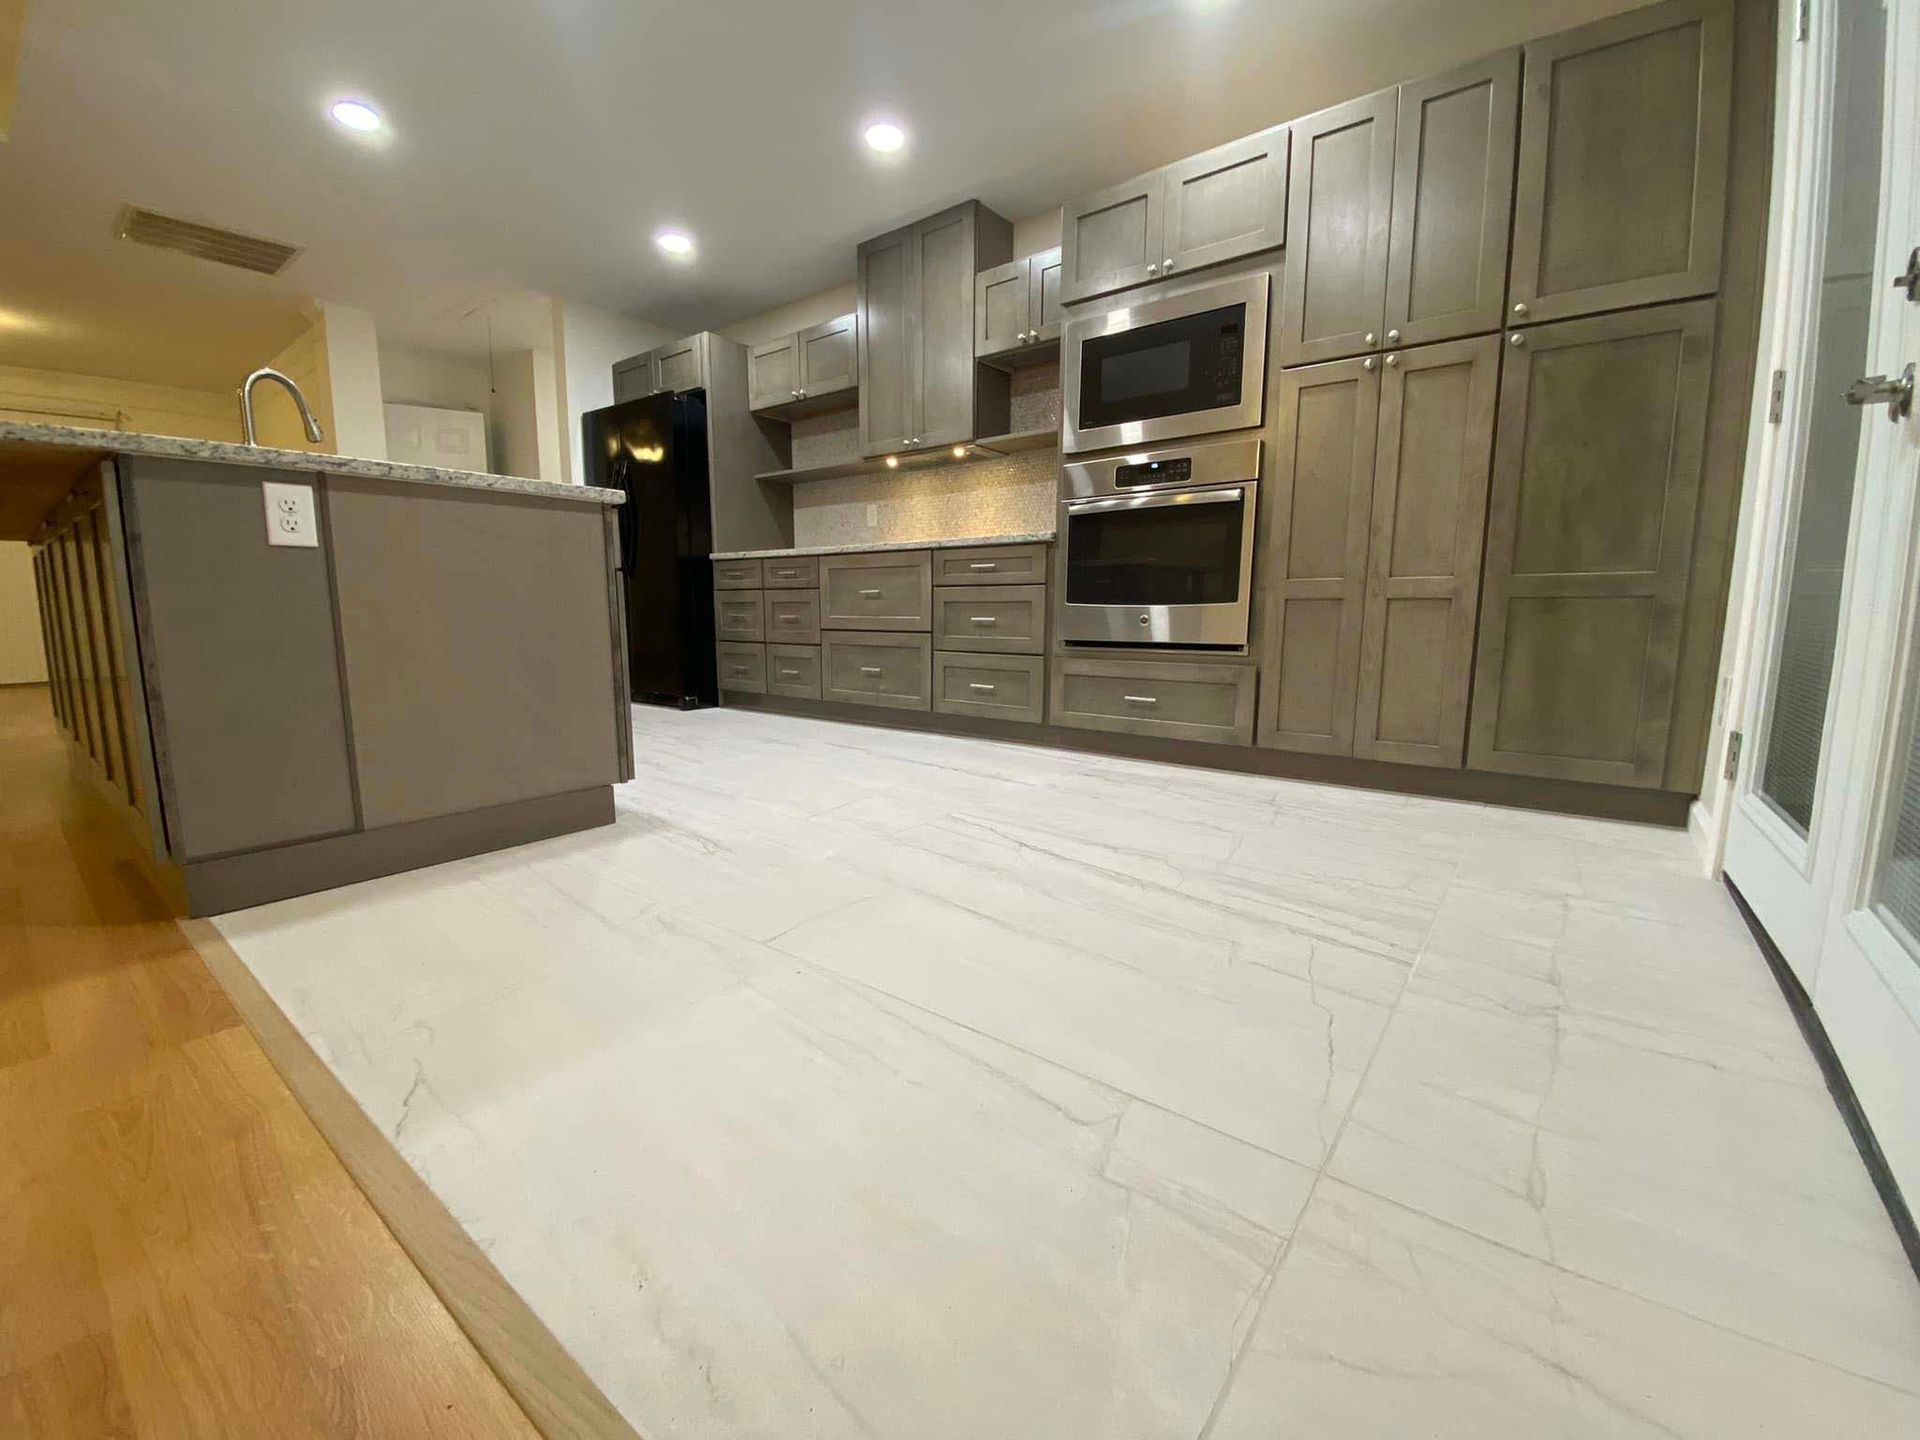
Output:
[{"xmin": 5, "ymin": 1, "xmax": 1920, "ymax": 1437}]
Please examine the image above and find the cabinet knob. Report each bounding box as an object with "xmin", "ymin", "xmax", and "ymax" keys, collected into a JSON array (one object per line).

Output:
[
  {"xmin": 1362, "ymin": 356, "xmax": 1377, "ymax": 371},
  {"xmin": 1163, "ymin": 258, "xmax": 1174, "ymax": 270},
  {"xmin": 797, "ymin": 389, "xmax": 807, "ymax": 399},
  {"xmin": 1146, "ymin": 263, "xmax": 1158, "ymax": 274},
  {"xmin": 1509, "ymin": 332, "xmax": 1526, "ymax": 347},
  {"xmin": 1512, "ymin": 302, "xmax": 1529, "ymax": 318},
  {"xmin": 1384, "ymin": 353, "xmax": 1399, "ymax": 367},
  {"xmin": 1364, "ymin": 332, "xmax": 1377, "ymax": 346},
  {"xmin": 1017, "ymin": 330, "xmax": 1029, "ymax": 343},
  {"xmin": 1386, "ymin": 329, "xmax": 1401, "ymax": 343}
]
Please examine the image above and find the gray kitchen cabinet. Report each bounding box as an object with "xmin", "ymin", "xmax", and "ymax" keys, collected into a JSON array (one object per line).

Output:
[
  {"xmin": 857, "ymin": 200, "xmax": 1012, "ymax": 457},
  {"xmin": 714, "ymin": 589, "xmax": 766, "ymax": 643},
  {"xmin": 713, "ymin": 557, "xmax": 764, "ymax": 590},
  {"xmin": 1507, "ymin": 0, "xmax": 1733, "ymax": 326},
  {"xmin": 1384, "ymin": 50, "xmax": 1520, "ymax": 349},
  {"xmin": 932, "ymin": 584, "xmax": 1046, "ymax": 655},
  {"xmin": 1279, "ymin": 88, "xmax": 1397, "ymax": 366},
  {"xmin": 1051, "ymin": 657, "xmax": 1256, "ymax": 746},
  {"xmin": 762, "ymin": 555, "xmax": 820, "ymax": 589},
  {"xmin": 766, "ymin": 589, "xmax": 822, "ymax": 646},
  {"xmin": 767, "ymin": 644, "xmax": 822, "ymax": 699},
  {"xmin": 1352, "ymin": 335, "xmax": 1499, "ymax": 768},
  {"xmin": 1060, "ymin": 129, "xmax": 1286, "ymax": 306},
  {"xmin": 933, "ymin": 652, "xmax": 1046, "ymax": 724},
  {"xmin": 611, "ymin": 352, "xmax": 656, "ymax": 403},
  {"xmin": 976, "ymin": 247, "xmax": 1067, "ymax": 363},
  {"xmin": 822, "ymin": 631, "xmax": 933, "ymax": 712},
  {"xmin": 1159, "ymin": 125, "xmax": 1289, "ymax": 281},
  {"xmin": 654, "ymin": 335, "xmax": 708, "ymax": 394},
  {"xmin": 797, "ymin": 313, "xmax": 858, "ymax": 400},
  {"xmin": 717, "ymin": 642, "xmax": 767, "ymax": 694},
  {"xmin": 747, "ymin": 333, "xmax": 800, "ymax": 411},
  {"xmin": 818, "ymin": 549, "xmax": 933, "ymax": 632},
  {"xmin": 1258, "ymin": 356, "xmax": 1379, "ymax": 755},
  {"xmin": 932, "ymin": 542, "xmax": 1048, "ymax": 587},
  {"xmin": 1468, "ymin": 300, "xmax": 1717, "ymax": 788}
]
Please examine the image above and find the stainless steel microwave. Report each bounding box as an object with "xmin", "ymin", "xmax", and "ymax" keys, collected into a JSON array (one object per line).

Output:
[
  {"xmin": 1061, "ymin": 273, "xmax": 1270, "ymax": 455},
  {"xmin": 1057, "ymin": 437, "xmax": 1261, "ymax": 649}
]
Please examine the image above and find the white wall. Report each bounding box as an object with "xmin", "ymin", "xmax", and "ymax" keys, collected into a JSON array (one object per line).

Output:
[
  {"xmin": 0, "ymin": 542, "xmax": 47, "ymax": 685},
  {"xmin": 319, "ymin": 302, "xmax": 388, "ymax": 461},
  {"xmin": 378, "ymin": 342, "xmax": 493, "ymax": 416},
  {"xmin": 492, "ymin": 347, "xmax": 564, "ymax": 484},
  {"xmin": 555, "ymin": 300, "xmax": 677, "ymax": 487}
]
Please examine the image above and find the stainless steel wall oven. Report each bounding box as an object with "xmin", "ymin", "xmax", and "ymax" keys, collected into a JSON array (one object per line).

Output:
[
  {"xmin": 1061, "ymin": 273, "xmax": 1269, "ymax": 455},
  {"xmin": 1058, "ymin": 438, "xmax": 1260, "ymax": 650}
]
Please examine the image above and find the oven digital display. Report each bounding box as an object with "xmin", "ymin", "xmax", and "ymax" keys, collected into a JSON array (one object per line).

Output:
[
  {"xmin": 1077, "ymin": 305, "xmax": 1246, "ymax": 433},
  {"xmin": 1114, "ymin": 457, "xmax": 1193, "ymax": 488}
]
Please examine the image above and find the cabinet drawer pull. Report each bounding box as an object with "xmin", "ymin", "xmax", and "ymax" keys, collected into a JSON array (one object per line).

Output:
[
  {"xmin": 778, "ymin": 668, "xmax": 800, "ymax": 678},
  {"xmin": 858, "ymin": 587, "xmax": 882, "ymax": 598},
  {"xmin": 968, "ymin": 682, "xmax": 997, "ymax": 693},
  {"xmin": 968, "ymin": 615, "xmax": 998, "ymax": 625},
  {"xmin": 859, "ymin": 665, "xmax": 884, "ymax": 676},
  {"xmin": 1123, "ymin": 694, "xmax": 1159, "ymax": 706},
  {"xmin": 777, "ymin": 614, "xmax": 799, "ymax": 624},
  {"xmin": 968, "ymin": 562, "xmax": 997, "ymax": 571},
  {"xmin": 729, "ymin": 666, "xmax": 749, "ymax": 677},
  {"xmin": 772, "ymin": 568, "xmax": 798, "ymax": 578}
]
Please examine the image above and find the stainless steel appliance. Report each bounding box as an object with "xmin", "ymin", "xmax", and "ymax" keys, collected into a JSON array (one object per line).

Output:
[
  {"xmin": 1061, "ymin": 273, "xmax": 1269, "ymax": 455},
  {"xmin": 1057, "ymin": 437, "xmax": 1260, "ymax": 649}
]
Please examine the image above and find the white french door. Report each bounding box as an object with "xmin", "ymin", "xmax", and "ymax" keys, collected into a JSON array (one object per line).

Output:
[{"xmin": 1723, "ymin": 0, "xmax": 1920, "ymax": 1196}]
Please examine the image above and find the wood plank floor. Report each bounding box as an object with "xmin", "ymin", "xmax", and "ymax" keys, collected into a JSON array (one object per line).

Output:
[{"xmin": 0, "ymin": 683, "xmax": 541, "ymax": 1439}]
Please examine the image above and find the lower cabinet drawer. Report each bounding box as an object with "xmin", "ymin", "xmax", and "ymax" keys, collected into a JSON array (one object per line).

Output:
[
  {"xmin": 819, "ymin": 551, "xmax": 932, "ymax": 631},
  {"xmin": 767, "ymin": 643, "xmax": 821, "ymax": 698},
  {"xmin": 713, "ymin": 558, "xmax": 764, "ymax": 590},
  {"xmin": 932, "ymin": 584, "xmax": 1046, "ymax": 654},
  {"xmin": 766, "ymin": 590, "xmax": 822, "ymax": 645},
  {"xmin": 714, "ymin": 589, "xmax": 766, "ymax": 642},
  {"xmin": 1050, "ymin": 656, "xmax": 1255, "ymax": 745},
  {"xmin": 762, "ymin": 556, "xmax": 820, "ymax": 589},
  {"xmin": 932, "ymin": 542, "xmax": 1049, "ymax": 587},
  {"xmin": 717, "ymin": 642, "xmax": 767, "ymax": 694},
  {"xmin": 822, "ymin": 631, "xmax": 932, "ymax": 711},
  {"xmin": 934, "ymin": 652, "xmax": 1045, "ymax": 723}
]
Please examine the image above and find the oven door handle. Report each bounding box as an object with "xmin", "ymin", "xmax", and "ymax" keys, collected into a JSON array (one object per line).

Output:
[{"xmin": 1064, "ymin": 485, "xmax": 1246, "ymax": 517}]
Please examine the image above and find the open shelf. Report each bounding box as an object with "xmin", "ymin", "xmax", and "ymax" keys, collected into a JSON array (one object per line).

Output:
[{"xmin": 755, "ymin": 426, "xmax": 1057, "ymax": 485}]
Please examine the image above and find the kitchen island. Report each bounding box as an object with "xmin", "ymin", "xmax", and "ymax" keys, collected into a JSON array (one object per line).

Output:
[{"xmin": 4, "ymin": 421, "xmax": 631, "ymax": 915}]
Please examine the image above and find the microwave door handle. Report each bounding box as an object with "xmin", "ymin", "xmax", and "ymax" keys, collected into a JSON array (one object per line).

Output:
[{"xmin": 1064, "ymin": 486, "xmax": 1245, "ymax": 517}]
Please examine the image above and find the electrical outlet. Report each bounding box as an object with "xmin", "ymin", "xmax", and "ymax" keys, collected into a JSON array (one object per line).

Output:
[
  {"xmin": 865, "ymin": 502, "xmax": 878, "ymax": 528},
  {"xmin": 262, "ymin": 480, "xmax": 319, "ymax": 548}
]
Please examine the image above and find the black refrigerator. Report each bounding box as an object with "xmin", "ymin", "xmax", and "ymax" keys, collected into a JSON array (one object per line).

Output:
[{"xmin": 584, "ymin": 392, "xmax": 717, "ymax": 708}]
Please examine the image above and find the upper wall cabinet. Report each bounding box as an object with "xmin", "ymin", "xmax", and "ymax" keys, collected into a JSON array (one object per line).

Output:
[
  {"xmin": 1281, "ymin": 53, "xmax": 1519, "ymax": 366},
  {"xmin": 748, "ymin": 313, "xmax": 859, "ymax": 416},
  {"xmin": 1058, "ymin": 126, "xmax": 1288, "ymax": 306},
  {"xmin": 1468, "ymin": 299, "xmax": 1717, "ymax": 788},
  {"xmin": 612, "ymin": 333, "xmax": 711, "ymax": 402},
  {"xmin": 857, "ymin": 200, "xmax": 1013, "ymax": 457},
  {"xmin": 1507, "ymin": 0, "xmax": 1733, "ymax": 326},
  {"xmin": 976, "ymin": 247, "xmax": 1064, "ymax": 364}
]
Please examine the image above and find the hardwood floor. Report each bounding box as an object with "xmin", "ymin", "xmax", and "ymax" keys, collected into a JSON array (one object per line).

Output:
[{"xmin": 0, "ymin": 683, "xmax": 540, "ymax": 1439}]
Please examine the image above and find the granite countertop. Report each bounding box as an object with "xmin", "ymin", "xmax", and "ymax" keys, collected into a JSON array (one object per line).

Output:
[
  {"xmin": 711, "ymin": 530, "xmax": 1054, "ymax": 561},
  {"xmin": 0, "ymin": 421, "xmax": 624, "ymax": 505}
]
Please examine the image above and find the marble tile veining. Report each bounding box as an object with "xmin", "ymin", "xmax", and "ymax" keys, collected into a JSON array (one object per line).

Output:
[{"xmin": 213, "ymin": 707, "xmax": 1920, "ymax": 1437}]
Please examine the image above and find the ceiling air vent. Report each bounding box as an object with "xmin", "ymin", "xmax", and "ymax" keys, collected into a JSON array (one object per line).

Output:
[{"xmin": 116, "ymin": 206, "xmax": 302, "ymax": 276}]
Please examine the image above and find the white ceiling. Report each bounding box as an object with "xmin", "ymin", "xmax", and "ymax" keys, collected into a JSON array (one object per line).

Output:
[{"xmin": 0, "ymin": 0, "xmax": 1641, "ymax": 392}]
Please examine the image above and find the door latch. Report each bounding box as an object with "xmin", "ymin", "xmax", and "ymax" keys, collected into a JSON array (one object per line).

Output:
[
  {"xmin": 1843, "ymin": 363, "xmax": 1915, "ymax": 423},
  {"xmin": 1894, "ymin": 247, "xmax": 1920, "ymax": 303}
]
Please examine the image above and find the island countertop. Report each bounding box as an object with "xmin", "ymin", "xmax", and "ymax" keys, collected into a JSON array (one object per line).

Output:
[
  {"xmin": 0, "ymin": 420, "xmax": 621, "ymax": 542},
  {"xmin": 711, "ymin": 530, "xmax": 1053, "ymax": 561}
]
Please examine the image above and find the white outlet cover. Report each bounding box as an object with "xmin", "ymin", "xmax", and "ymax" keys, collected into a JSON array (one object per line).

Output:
[{"xmin": 262, "ymin": 480, "xmax": 319, "ymax": 548}]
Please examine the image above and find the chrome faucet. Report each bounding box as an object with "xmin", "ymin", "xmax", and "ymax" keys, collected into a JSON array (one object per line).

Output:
[{"xmin": 238, "ymin": 367, "xmax": 325, "ymax": 447}]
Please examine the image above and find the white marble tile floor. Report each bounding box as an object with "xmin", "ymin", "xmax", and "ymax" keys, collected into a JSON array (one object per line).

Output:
[{"xmin": 213, "ymin": 707, "xmax": 1920, "ymax": 1437}]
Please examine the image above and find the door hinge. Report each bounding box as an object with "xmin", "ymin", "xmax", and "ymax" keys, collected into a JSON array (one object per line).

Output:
[
  {"xmin": 1768, "ymin": 368, "xmax": 1787, "ymax": 424},
  {"xmin": 1724, "ymin": 730, "xmax": 1744, "ymax": 783},
  {"xmin": 1797, "ymin": 0, "xmax": 1810, "ymax": 41}
]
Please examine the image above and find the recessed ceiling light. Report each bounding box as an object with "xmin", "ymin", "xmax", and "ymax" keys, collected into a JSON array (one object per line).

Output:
[
  {"xmin": 863, "ymin": 120, "xmax": 907, "ymax": 155},
  {"xmin": 327, "ymin": 98, "xmax": 384, "ymax": 134},
  {"xmin": 654, "ymin": 228, "xmax": 695, "ymax": 259}
]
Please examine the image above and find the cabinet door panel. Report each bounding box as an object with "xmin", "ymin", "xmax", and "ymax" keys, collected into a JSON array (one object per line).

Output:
[
  {"xmin": 1259, "ymin": 358, "xmax": 1378, "ymax": 754},
  {"xmin": 1509, "ymin": 0, "xmax": 1733, "ymax": 325},
  {"xmin": 797, "ymin": 313, "xmax": 858, "ymax": 399},
  {"xmin": 748, "ymin": 334, "xmax": 800, "ymax": 411},
  {"xmin": 1468, "ymin": 302, "xmax": 1716, "ymax": 787},
  {"xmin": 1280, "ymin": 90, "xmax": 1397, "ymax": 365},
  {"xmin": 1354, "ymin": 335, "xmax": 1499, "ymax": 768},
  {"xmin": 819, "ymin": 550, "xmax": 933, "ymax": 631},
  {"xmin": 1160, "ymin": 125, "xmax": 1288, "ymax": 279},
  {"xmin": 1030, "ymin": 248, "xmax": 1065, "ymax": 341},
  {"xmin": 913, "ymin": 207, "xmax": 977, "ymax": 447},
  {"xmin": 975, "ymin": 258, "xmax": 1031, "ymax": 359},
  {"xmin": 655, "ymin": 336, "xmax": 706, "ymax": 393},
  {"xmin": 1059, "ymin": 173, "xmax": 1162, "ymax": 305},
  {"xmin": 858, "ymin": 230, "xmax": 916, "ymax": 454},
  {"xmin": 611, "ymin": 355, "xmax": 655, "ymax": 402},
  {"xmin": 1385, "ymin": 52, "xmax": 1519, "ymax": 348}
]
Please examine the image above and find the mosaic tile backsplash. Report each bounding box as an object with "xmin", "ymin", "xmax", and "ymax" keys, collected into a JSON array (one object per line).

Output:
[{"xmin": 791, "ymin": 375, "xmax": 1062, "ymax": 548}]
